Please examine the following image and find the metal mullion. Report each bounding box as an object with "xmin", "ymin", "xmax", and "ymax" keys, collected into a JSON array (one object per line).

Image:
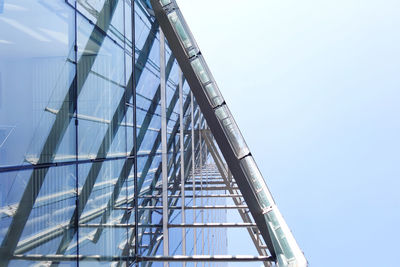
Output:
[
  {"xmin": 122, "ymin": 2, "xmax": 130, "ymax": 265},
  {"xmin": 119, "ymin": 81, "xmax": 194, "ymax": 262},
  {"xmin": 88, "ymin": 29, "xmax": 174, "ymax": 245},
  {"xmin": 160, "ymin": 28, "xmax": 169, "ymax": 266},
  {"xmin": 134, "ymin": 55, "xmax": 178, "ymax": 191},
  {"xmin": 146, "ymin": 150, "xmax": 202, "ymax": 266},
  {"xmin": 132, "ymin": 0, "xmax": 138, "ymax": 263},
  {"xmin": 142, "ymin": 131, "xmax": 203, "ymax": 266},
  {"xmin": 130, "ymin": 112, "xmax": 197, "ymax": 265},
  {"xmin": 137, "ymin": 87, "xmax": 194, "ymax": 202},
  {"xmin": 178, "ymin": 68, "xmax": 186, "ymax": 262},
  {"xmin": 133, "ymin": 96, "xmax": 194, "ymax": 229},
  {"xmin": 52, "ymin": 16, "xmax": 160, "ymax": 259},
  {"xmin": 198, "ymin": 113, "xmax": 204, "ymax": 261},
  {"xmin": 72, "ymin": 1, "xmax": 79, "ymax": 264},
  {"xmin": 143, "ymin": 139, "xmax": 193, "ymax": 261},
  {"xmin": 190, "ymin": 92, "xmax": 197, "ymax": 260}
]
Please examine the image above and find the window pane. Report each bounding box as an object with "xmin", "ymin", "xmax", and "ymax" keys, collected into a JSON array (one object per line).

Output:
[{"xmin": 0, "ymin": 0, "xmax": 75, "ymax": 167}]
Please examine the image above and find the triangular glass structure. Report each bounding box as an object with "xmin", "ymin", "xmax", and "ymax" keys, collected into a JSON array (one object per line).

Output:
[{"xmin": 0, "ymin": 0, "xmax": 306, "ymax": 266}]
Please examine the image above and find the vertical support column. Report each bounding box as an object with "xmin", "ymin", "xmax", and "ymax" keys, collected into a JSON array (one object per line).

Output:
[
  {"xmin": 191, "ymin": 91, "xmax": 197, "ymax": 261},
  {"xmin": 199, "ymin": 115, "xmax": 204, "ymax": 265},
  {"xmin": 179, "ymin": 69, "xmax": 186, "ymax": 265},
  {"xmin": 72, "ymin": 1, "xmax": 79, "ymax": 265},
  {"xmin": 160, "ymin": 28, "xmax": 169, "ymax": 267},
  {"xmin": 132, "ymin": 1, "xmax": 138, "ymax": 261}
]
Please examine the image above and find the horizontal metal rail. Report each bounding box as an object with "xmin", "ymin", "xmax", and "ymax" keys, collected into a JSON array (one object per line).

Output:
[
  {"xmin": 154, "ymin": 186, "xmax": 239, "ymax": 191},
  {"xmin": 137, "ymin": 205, "xmax": 248, "ymax": 210},
  {"xmin": 13, "ymin": 254, "xmax": 134, "ymax": 262},
  {"xmin": 77, "ymin": 223, "xmax": 256, "ymax": 228},
  {"xmin": 12, "ymin": 255, "xmax": 273, "ymax": 262},
  {"xmin": 138, "ymin": 194, "xmax": 243, "ymax": 198},
  {"xmin": 137, "ymin": 255, "xmax": 273, "ymax": 262},
  {"xmin": 168, "ymin": 223, "xmax": 257, "ymax": 228}
]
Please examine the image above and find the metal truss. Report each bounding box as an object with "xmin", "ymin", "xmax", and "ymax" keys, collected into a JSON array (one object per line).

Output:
[
  {"xmin": 150, "ymin": 0, "xmax": 307, "ymax": 266},
  {"xmin": 0, "ymin": 1, "xmax": 306, "ymax": 266}
]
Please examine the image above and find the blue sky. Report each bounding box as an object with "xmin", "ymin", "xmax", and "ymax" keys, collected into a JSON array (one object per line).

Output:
[{"xmin": 179, "ymin": 0, "xmax": 400, "ymax": 266}]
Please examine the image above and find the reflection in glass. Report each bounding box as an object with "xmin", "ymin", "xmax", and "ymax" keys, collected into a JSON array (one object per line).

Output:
[{"xmin": 0, "ymin": 0, "xmax": 75, "ymax": 167}]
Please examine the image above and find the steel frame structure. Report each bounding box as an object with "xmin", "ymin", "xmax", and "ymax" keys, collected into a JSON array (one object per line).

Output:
[{"xmin": 0, "ymin": 0, "xmax": 306, "ymax": 266}]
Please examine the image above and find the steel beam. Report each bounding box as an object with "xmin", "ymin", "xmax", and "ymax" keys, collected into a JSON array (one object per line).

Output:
[
  {"xmin": 138, "ymin": 205, "xmax": 248, "ymax": 210},
  {"xmin": 137, "ymin": 255, "xmax": 273, "ymax": 262},
  {"xmin": 149, "ymin": 0, "xmax": 281, "ymax": 260},
  {"xmin": 13, "ymin": 254, "xmax": 134, "ymax": 262},
  {"xmin": 160, "ymin": 28, "xmax": 169, "ymax": 267},
  {"xmin": 178, "ymin": 67, "xmax": 186, "ymax": 262},
  {"xmin": 139, "ymin": 194, "xmax": 242, "ymax": 198},
  {"xmin": 190, "ymin": 91, "xmax": 197, "ymax": 260},
  {"xmin": 168, "ymin": 223, "xmax": 257, "ymax": 228}
]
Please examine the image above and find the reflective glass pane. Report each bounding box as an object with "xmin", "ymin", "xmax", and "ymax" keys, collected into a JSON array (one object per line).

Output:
[
  {"xmin": 78, "ymin": 160, "xmax": 130, "ymax": 260},
  {"xmin": 0, "ymin": 0, "xmax": 75, "ymax": 167},
  {"xmin": 76, "ymin": 0, "xmax": 124, "ymax": 46},
  {"xmin": 18, "ymin": 165, "xmax": 77, "ymax": 255},
  {"xmin": 77, "ymin": 15, "xmax": 126, "ymax": 160}
]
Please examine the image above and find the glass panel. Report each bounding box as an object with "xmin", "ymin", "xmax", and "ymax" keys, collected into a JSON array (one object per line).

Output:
[
  {"xmin": 214, "ymin": 105, "xmax": 249, "ymax": 158},
  {"xmin": 0, "ymin": 0, "xmax": 75, "ymax": 167},
  {"xmin": 191, "ymin": 57, "xmax": 210, "ymax": 84},
  {"xmin": 266, "ymin": 210, "xmax": 295, "ymax": 260},
  {"xmin": 167, "ymin": 11, "xmax": 192, "ymax": 49},
  {"xmin": 78, "ymin": 160, "xmax": 129, "ymax": 260},
  {"xmin": 0, "ymin": 168, "xmax": 33, "ymax": 244},
  {"xmin": 205, "ymin": 83, "xmax": 224, "ymax": 107},
  {"xmin": 240, "ymin": 156, "xmax": 274, "ymax": 210},
  {"xmin": 125, "ymin": 1, "xmax": 133, "ymax": 44},
  {"xmin": 160, "ymin": 0, "xmax": 172, "ymax": 6},
  {"xmin": 134, "ymin": 2, "xmax": 152, "ymax": 52},
  {"xmin": 76, "ymin": 0, "xmax": 124, "ymax": 46},
  {"xmin": 18, "ymin": 165, "xmax": 77, "ymax": 255},
  {"xmin": 77, "ymin": 14, "xmax": 126, "ymax": 160}
]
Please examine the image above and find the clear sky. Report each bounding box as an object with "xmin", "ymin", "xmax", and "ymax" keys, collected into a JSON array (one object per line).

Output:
[{"xmin": 178, "ymin": 0, "xmax": 400, "ymax": 266}]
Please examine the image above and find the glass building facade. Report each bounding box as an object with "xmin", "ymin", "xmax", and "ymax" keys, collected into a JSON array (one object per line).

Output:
[{"xmin": 0, "ymin": 0, "xmax": 306, "ymax": 266}]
